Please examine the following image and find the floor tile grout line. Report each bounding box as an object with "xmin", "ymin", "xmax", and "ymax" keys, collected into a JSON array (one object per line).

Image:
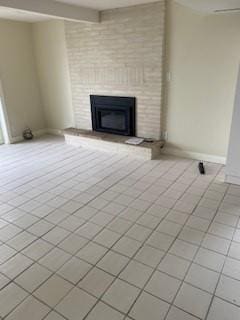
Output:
[
  {"xmin": 203, "ymin": 184, "xmax": 240, "ymax": 320},
  {"xmin": 0, "ymin": 140, "xmax": 70, "ymax": 177},
  {"xmin": 1, "ymin": 200, "xmax": 236, "ymax": 274},
  {"xmin": 0, "ymin": 156, "xmax": 212, "ymax": 320},
  {"xmin": 0, "ymin": 150, "xmax": 141, "ymax": 318},
  {"xmin": 121, "ymin": 160, "xmax": 205, "ymax": 320},
  {"xmin": 0, "ymin": 145, "xmax": 98, "ymax": 190},
  {"xmin": 42, "ymin": 166, "xmax": 173, "ymax": 319},
  {"xmin": 79, "ymin": 158, "xmax": 195, "ymax": 320},
  {"xmin": 1, "ymin": 147, "xmax": 167, "ymax": 319},
  {"xmin": 0, "ymin": 138, "xmax": 236, "ymax": 320},
  {"xmin": 3, "ymin": 149, "xmax": 131, "ymax": 203},
  {"xmin": 0, "ymin": 150, "xmax": 125, "ymax": 212},
  {"xmin": 166, "ymin": 166, "xmax": 230, "ymax": 320},
  {"xmin": 55, "ymin": 156, "xmax": 182, "ymax": 319},
  {"xmin": 0, "ymin": 153, "xmax": 137, "ymax": 319},
  {"xmin": 2, "ymin": 208, "xmax": 240, "ymax": 318},
  {"xmin": 155, "ymin": 164, "xmax": 226, "ymax": 320},
  {"xmin": 157, "ymin": 164, "xmax": 226, "ymax": 319},
  {"xmin": 0, "ymin": 152, "xmax": 148, "ymax": 267}
]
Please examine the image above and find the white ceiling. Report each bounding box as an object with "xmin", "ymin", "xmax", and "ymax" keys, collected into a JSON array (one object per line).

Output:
[
  {"xmin": 55, "ymin": 0, "xmax": 159, "ymax": 10},
  {"xmin": 1, "ymin": 0, "xmax": 240, "ymax": 23},
  {"xmin": 0, "ymin": 0, "xmax": 158, "ymax": 22},
  {"xmin": 175, "ymin": 0, "xmax": 240, "ymax": 13}
]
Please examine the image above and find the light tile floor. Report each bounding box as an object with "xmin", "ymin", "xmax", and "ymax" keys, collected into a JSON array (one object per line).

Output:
[{"xmin": 0, "ymin": 135, "xmax": 240, "ymax": 319}]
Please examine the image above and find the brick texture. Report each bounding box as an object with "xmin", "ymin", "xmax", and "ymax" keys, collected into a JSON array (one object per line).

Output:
[{"xmin": 65, "ymin": 1, "xmax": 165, "ymax": 139}]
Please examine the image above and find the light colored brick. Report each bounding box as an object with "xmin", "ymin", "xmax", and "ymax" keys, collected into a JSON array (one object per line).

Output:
[{"xmin": 65, "ymin": 1, "xmax": 165, "ymax": 139}]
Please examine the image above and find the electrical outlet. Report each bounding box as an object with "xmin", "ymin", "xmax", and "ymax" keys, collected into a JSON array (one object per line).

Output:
[{"xmin": 166, "ymin": 72, "xmax": 171, "ymax": 82}]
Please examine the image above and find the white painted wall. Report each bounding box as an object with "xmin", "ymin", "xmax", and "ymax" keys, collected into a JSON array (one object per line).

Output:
[
  {"xmin": 32, "ymin": 20, "xmax": 74, "ymax": 131},
  {"xmin": 0, "ymin": 19, "xmax": 46, "ymax": 139},
  {"xmin": 0, "ymin": 1, "xmax": 236, "ymax": 158},
  {"xmin": 32, "ymin": 2, "xmax": 239, "ymax": 159},
  {"xmin": 165, "ymin": 1, "xmax": 240, "ymax": 159}
]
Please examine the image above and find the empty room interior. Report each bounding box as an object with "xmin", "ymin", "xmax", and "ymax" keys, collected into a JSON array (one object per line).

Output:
[{"xmin": 1, "ymin": 0, "xmax": 240, "ymax": 319}]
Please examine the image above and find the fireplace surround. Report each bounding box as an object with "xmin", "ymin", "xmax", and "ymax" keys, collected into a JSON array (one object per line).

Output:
[
  {"xmin": 90, "ymin": 95, "xmax": 136, "ymax": 136},
  {"xmin": 65, "ymin": 2, "xmax": 165, "ymax": 139}
]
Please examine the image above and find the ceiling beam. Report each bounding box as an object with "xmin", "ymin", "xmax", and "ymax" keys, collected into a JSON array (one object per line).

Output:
[{"xmin": 0, "ymin": 0, "xmax": 99, "ymax": 23}]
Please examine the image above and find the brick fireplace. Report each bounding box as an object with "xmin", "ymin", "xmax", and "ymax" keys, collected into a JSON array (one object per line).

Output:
[{"xmin": 65, "ymin": 1, "xmax": 165, "ymax": 139}]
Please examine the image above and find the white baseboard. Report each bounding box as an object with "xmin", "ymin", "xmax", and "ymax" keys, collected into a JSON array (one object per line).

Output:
[
  {"xmin": 9, "ymin": 128, "xmax": 63, "ymax": 144},
  {"xmin": 9, "ymin": 135, "xmax": 24, "ymax": 143},
  {"xmin": 46, "ymin": 128, "xmax": 63, "ymax": 136},
  {"xmin": 163, "ymin": 147, "xmax": 226, "ymax": 165},
  {"xmin": 10, "ymin": 128, "xmax": 48, "ymax": 143},
  {"xmin": 34, "ymin": 128, "xmax": 49, "ymax": 137},
  {"xmin": 7, "ymin": 132, "xmax": 227, "ymax": 165},
  {"xmin": 225, "ymin": 174, "xmax": 240, "ymax": 185}
]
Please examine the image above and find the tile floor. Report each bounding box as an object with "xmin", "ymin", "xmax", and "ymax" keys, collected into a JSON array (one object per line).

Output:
[{"xmin": 0, "ymin": 135, "xmax": 240, "ymax": 320}]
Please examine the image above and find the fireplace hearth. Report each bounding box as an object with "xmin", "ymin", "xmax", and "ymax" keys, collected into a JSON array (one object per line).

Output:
[{"xmin": 90, "ymin": 95, "xmax": 136, "ymax": 136}]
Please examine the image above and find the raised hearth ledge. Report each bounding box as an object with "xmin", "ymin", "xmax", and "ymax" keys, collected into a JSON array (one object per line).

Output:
[{"xmin": 64, "ymin": 128, "xmax": 164, "ymax": 160}]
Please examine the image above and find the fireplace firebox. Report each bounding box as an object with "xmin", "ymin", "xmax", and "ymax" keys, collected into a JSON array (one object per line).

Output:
[{"xmin": 90, "ymin": 95, "xmax": 136, "ymax": 136}]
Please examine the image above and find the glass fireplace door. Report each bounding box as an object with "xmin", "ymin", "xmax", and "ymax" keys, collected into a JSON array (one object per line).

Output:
[{"xmin": 99, "ymin": 109, "xmax": 126, "ymax": 132}]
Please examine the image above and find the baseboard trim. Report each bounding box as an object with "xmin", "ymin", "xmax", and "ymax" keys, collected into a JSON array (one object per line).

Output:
[
  {"xmin": 9, "ymin": 136, "xmax": 24, "ymax": 143},
  {"xmin": 46, "ymin": 128, "xmax": 63, "ymax": 136},
  {"xmin": 163, "ymin": 147, "xmax": 226, "ymax": 165},
  {"xmin": 7, "ymin": 133, "xmax": 227, "ymax": 165},
  {"xmin": 10, "ymin": 129, "xmax": 47, "ymax": 143},
  {"xmin": 225, "ymin": 175, "xmax": 240, "ymax": 185},
  {"xmin": 9, "ymin": 128, "xmax": 63, "ymax": 144},
  {"xmin": 34, "ymin": 129, "xmax": 49, "ymax": 137}
]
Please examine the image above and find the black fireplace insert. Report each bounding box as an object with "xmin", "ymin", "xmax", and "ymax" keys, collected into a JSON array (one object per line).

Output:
[{"xmin": 90, "ymin": 95, "xmax": 136, "ymax": 136}]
